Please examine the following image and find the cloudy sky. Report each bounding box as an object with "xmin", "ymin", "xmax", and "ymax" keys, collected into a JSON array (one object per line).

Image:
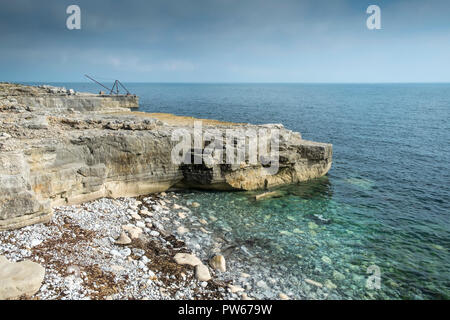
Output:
[{"xmin": 0, "ymin": 0, "xmax": 449, "ymax": 82}]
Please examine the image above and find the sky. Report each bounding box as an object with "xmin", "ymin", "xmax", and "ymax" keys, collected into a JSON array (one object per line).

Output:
[{"xmin": 0, "ymin": 0, "xmax": 449, "ymax": 83}]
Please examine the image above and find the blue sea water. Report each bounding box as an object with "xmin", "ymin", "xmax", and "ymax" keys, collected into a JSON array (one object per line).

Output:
[{"xmin": 31, "ymin": 82, "xmax": 449, "ymax": 299}]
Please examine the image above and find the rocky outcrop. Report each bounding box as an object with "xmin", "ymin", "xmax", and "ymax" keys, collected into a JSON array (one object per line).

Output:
[{"xmin": 0, "ymin": 83, "xmax": 332, "ymax": 230}]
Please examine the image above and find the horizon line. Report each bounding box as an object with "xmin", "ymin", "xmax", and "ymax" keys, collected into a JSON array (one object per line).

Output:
[{"xmin": 4, "ymin": 81, "xmax": 450, "ymax": 85}]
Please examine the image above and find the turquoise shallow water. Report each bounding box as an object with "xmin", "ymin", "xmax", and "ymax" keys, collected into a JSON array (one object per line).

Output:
[{"xmin": 30, "ymin": 82, "xmax": 449, "ymax": 299}]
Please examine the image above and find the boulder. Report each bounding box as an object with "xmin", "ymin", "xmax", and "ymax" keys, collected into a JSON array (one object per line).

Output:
[{"xmin": 0, "ymin": 255, "xmax": 45, "ymax": 300}]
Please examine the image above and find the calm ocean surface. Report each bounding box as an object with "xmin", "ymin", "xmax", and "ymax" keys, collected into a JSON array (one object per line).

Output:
[{"xmin": 31, "ymin": 82, "xmax": 449, "ymax": 299}]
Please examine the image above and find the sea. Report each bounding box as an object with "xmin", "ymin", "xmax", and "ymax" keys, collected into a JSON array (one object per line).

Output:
[{"xmin": 27, "ymin": 82, "xmax": 450, "ymax": 299}]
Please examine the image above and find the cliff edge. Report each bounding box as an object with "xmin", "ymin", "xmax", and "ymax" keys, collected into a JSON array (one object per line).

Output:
[{"xmin": 0, "ymin": 83, "xmax": 332, "ymax": 230}]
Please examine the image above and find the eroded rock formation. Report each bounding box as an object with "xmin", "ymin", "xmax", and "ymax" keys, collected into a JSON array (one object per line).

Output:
[{"xmin": 0, "ymin": 83, "xmax": 332, "ymax": 230}]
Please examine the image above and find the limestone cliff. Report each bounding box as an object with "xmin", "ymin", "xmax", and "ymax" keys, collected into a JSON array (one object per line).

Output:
[{"xmin": 0, "ymin": 83, "xmax": 332, "ymax": 230}]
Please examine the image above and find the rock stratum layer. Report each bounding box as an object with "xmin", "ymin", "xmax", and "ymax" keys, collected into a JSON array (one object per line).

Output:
[{"xmin": 0, "ymin": 83, "xmax": 332, "ymax": 230}]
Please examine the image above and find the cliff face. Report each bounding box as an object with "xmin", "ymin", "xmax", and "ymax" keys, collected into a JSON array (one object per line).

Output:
[{"xmin": 0, "ymin": 83, "xmax": 332, "ymax": 230}]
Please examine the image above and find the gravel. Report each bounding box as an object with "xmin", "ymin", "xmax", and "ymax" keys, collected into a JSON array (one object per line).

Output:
[{"xmin": 0, "ymin": 194, "xmax": 235, "ymax": 300}]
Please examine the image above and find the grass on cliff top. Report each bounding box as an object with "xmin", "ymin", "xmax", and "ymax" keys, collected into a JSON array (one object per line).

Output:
[{"xmin": 130, "ymin": 111, "xmax": 243, "ymax": 126}]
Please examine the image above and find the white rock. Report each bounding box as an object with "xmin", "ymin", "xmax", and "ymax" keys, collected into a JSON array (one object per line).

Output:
[
  {"xmin": 122, "ymin": 224, "xmax": 142, "ymax": 239},
  {"xmin": 209, "ymin": 254, "xmax": 226, "ymax": 272},
  {"xmin": 110, "ymin": 249, "xmax": 121, "ymax": 257},
  {"xmin": 321, "ymin": 256, "xmax": 332, "ymax": 265},
  {"xmin": 178, "ymin": 211, "xmax": 186, "ymax": 219},
  {"xmin": 115, "ymin": 232, "xmax": 131, "ymax": 245},
  {"xmin": 30, "ymin": 239, "xmax": 42, "ymax": 247},
  {"xmin": 149, "ymin": 230, "xmax": 160, "ymax": 237},
  {"xmin": 0, "ymin": 255, "xmax": 45, "ymax": 300},
  {"xmin": 305, "ymin": 278, "xmax": 323, "ymax": 288},
  {"xmin": 228, "ymin": 284, "xmax": 244, "ymax": 293},
  {"xmin": 173, "ymin": 253, "xmax": 201, "ymax": 266},
  {"xmin": 136, "ymin": 221, "xmax": 145, "ymax": 229},
  {"xmin": 148, "ymin": 270, "xmax": 157, "ymax": 280},
  {"xmin": 256, "ymin": 280, "xmax": 268, "ymax": 289},
  {"xmin": 200, "ymin": 227, "xmax": 210, "ymax": 234},
  {"xmin": 0, "ymin": 132, "xmax": 11, "ymax": 140},
  {"xmin": 241, "ymin": 293, "xmax": 253, "ymax": 300},
  {"xmin": 195, "ymin": 264, "xmax": 211, "ymax": 281},
  {"xmin": 121, "ymin": 248, "xmax": 131, "ymax": 257},
  {"xmin": 325, "ymin": 279, "xmax": 337, "ymax": 290},
  {"xmin": 279, "ymin": 293, "xmax": 290, "ymax": 300},
  {"xmin": 177, "ymin": 226, "xmax": 189, "ymax": 235},
  {"xmin": 140, "ymin": 209, "xmax": 152, "ymax": 216},
  {"xmin": 131, "ymin": 213, "xmax": 142, "ymax": 220}
]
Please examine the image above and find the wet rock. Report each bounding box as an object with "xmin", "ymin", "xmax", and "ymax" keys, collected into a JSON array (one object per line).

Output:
[
  {"xmin": 241, "ymin": 293, "xmax": 253, "ymax": 300},
  {"xmin": 200, "ymin": 227, "xmax": 210, "ymax": 234},
  {"xmin": 256, "ymin": 280, "xmax": 268, "ymax": 289},
  {"xmin": 321, "ymin": 256, "xmax": 332, "ymax": 264},
  {"xmin": 177, "ymin": 226, "xmax": 189, "ymax": 235},
  {"xmin": 209, "ymin": 254, "xmax": 226, "ymax": 272},
  {"xmin": 305, "ymin": 279, "xmax": 323, "ymax": 288},
  {"xmin": 333, "ymin": 271, "xmax": 345, "ymax": 281},
  {"xmin": 325, "ymin": 280, "xmax": 337, "ymax": 290},
  {"xmin": 279, "ymin": 293, "xmax": 290, "ymax": 300},
  {"xmin": 254, "ymin": 191, "xmax": 282, "ymax": 201}
]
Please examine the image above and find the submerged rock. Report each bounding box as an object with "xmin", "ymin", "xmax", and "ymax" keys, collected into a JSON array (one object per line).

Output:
[
  {"xmin": 305, "ymin": 278, "xmax": 323, "ymax": 288},
  {"xmin": 325, "ymin": 279, "xmax": 337, "ymax": 290},
  {"xmin": 191, "ymin": 202, "xmax": 201, "ymax": 208},
  {"xmin": 177, "ymin": 226, "xmax": 189, "ymax": 235}
]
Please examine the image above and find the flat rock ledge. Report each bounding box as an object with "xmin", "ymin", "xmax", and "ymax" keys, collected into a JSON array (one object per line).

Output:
[{"xmin": 0, "ymin": 83, "xmax": 332, "ymax": 230}]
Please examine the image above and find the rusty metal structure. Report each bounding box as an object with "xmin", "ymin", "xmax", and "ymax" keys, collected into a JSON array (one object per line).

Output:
[{"xmin": 84, "ymin": 74, "xmax": 131, "ymax": 95}]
